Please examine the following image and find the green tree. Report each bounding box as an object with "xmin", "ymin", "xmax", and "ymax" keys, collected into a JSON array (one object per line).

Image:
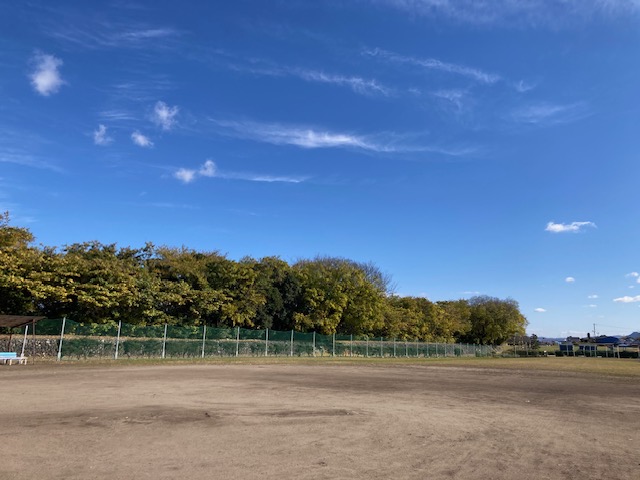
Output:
[{"xmin": 463, "ymin": 296, "xmax": 527, "ymax": 345}]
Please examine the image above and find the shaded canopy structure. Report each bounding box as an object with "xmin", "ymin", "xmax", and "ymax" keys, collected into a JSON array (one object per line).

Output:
[
  {"xmin": 0, "ymin": 316, "xmax": 47, "ymax": 356},
  {"xmin": 0, "ymin": 315, "xmax": 47, "ymax": 329}
]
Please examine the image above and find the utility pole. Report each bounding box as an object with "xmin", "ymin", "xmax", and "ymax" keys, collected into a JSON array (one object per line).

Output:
[{"xmin": 593, "ymin": 323, "xmax": 597, "ymax": 337}]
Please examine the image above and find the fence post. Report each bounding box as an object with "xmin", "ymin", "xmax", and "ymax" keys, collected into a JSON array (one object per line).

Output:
[
  {"xmin": 21, "ymin": 324, "xmax": 28, "ymax": 358},
  {"xmin": 201, "ymin": 324, "xmax": 206, "ymax": 358},
  {"xmin": 332, "ymin": 332, "xmax": 336, "ymax": 357},
  {"xmin": 161, "ymin": 323, "xmax": 167, "ymax": 359},
  {"xmin": 393, "ymin": 338, "xmax": 396, "ymax": 358},
  {"xmin": 312, "ymin": 331, "xmax": 316, "ymax": 357},
  {"xmin": 114, "ymin": 320, "xmax": 122, "ymax": 360},
  {"xmin": 405, "ymin": 341, "xmax": 408, "ymax": 358},
  {"xmin": 57, "ymin": 316, "xmax": 66, "ymax": 361},
  {"xmin": 366, "ymin": 337, "xmax": 369, "ymax": 357},
  {"xmin": 380, "ymin": 337, "xmax": 383, "ymax": 357},
  {"xmin": 290, "ymin": 330, "xmax": 294, "ymax": 357},
  {"xmin": 350, "ymin": 334, "xmax": 353, "ymax": 357},
  {"xmin": 265, "ymin": 328, "xmax": 269, "ymax": 357},
  {"xmin": 235, "ymin": 326, "xmax": 240, "ymax": 357}
]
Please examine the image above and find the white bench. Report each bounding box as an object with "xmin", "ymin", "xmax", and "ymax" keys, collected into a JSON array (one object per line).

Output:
[{"xmin": 0, "ymin": 352, "xmax": 28, "ymax": 365}]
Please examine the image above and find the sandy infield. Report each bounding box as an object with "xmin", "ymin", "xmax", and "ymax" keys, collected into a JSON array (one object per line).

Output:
[{"xmin": 1, "ymin": 361, "xmax": 639, "ymax": 479}]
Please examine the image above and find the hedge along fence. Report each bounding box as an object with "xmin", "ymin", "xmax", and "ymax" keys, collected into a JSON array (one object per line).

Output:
[{"xmin": 2, "ymin": 318, "xmax": 497, "ymax": 360}]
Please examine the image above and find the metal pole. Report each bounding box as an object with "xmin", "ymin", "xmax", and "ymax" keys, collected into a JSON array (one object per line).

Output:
[
  {"xmin": 21, "ymin": 324, "xmax": 28, "ymax": 358},
  {"xmin": 350, "ymin": 334, "xmax": 353, "ymax": 357},
  {"xmin": 380, "ymin": 337, "xmax": 383, "ymax": 357},
  {"xmin": 312, "ymin": 331, "xmax": 316, "ymax": 357},
  {"xmin": 235, "ymin": 326, "xmax": 240, "ymax": 357},
  {"xmin": 393, "ymin": 338, "xmax": 396, "ymax": 358},
  {"xmin": 265, "ymin": 328, "xmax": 269, "ymax": 357},
  {"xmin": 57, "ymin": 317, "xmax": 66, "ymax": 361},
  {"xmin": 416, "ymin": 339, "xmax": 419, "ymax": 358},
  {"xmin": 162, "ymin": 323, "xmax": 167, "ymax": 359},
  {"xmin": 290, "ymin": 330, "xmax": 294, "ymax": 357},
  {"xmin": 114, "ymin": 320, "xmax": 122, "ymax": 360},
  {"xmin": 201, "ymin": 325, "xmax": 206, "ymax": 358},
  {"xmin": 366, "ymin": 337, "xmax": 369, "ymax": 357},
  {"xmin": 405, "ymin": 341, "xmax": 408, "ymax": 358},
  {"xmin": 332, "ymin": 332, "xmax": 336, "ymax": 357}
]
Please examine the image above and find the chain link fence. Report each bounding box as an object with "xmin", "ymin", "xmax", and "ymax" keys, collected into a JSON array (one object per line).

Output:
[{"xmin": 1, "ymin": 318, "xmax": 496, "ymax": 360}]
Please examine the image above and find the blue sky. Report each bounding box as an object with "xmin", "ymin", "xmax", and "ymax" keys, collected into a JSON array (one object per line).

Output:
[{"xmin": 1, "ymin": 0, "xmax": 639, "ymax": 337}]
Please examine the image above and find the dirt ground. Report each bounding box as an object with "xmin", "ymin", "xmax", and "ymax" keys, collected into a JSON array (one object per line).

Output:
[{"xmin": 1, "ymin": 361, "xmax": 639, "ymax": 480}]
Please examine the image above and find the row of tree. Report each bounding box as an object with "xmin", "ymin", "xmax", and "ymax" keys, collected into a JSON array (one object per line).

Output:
[{"xmin": 0, "ymin": 213, "xmax": 527, "ymax": 344}]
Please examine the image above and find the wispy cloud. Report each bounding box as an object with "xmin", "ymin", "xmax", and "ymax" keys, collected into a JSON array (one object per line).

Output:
[
  {"xmin": 534, "ymin": 308, "xmax": 546, "ymax": 313},
  {"xmin": 173, "ymin": 159, "xmax": 307, "ymax": 185},
  {"xmin": 210, "ymin": 52, "xmax": 392, "ymax": 97},
  {"xmin": 98, "ymin": 109, "xmax": 139, "ymax": 122},
  {"xmin": 212, "ymin": 119, "xmax": 475, "ymax": 156},
  {"xmin": 587, "ymin": 294, "xmax": 599, "ymax": 299},
  {"xmin": 613, "ymin": 295, "xmax": 640, "ymax": 303},
  {"xmin": 151, "ymin": 101, "xmax": 179, "ymax": 130},
  {"xmin": 513, "ymin": 80, "xmax": 537, "ymax": 93},
  {"xmin": 131, "ymin": 131, "xmax": 153, "ymax": 147},
  {"xmin": 29, "ymin": 52, "xmax": 65, "ymax": 96},
  {"xmin": 510, "ymin": 102, "xmax": 589, "ymax": 126},
  {"xmin": 626, "ymin": 272, "xmax": 640, "ymax": 284},
  {"xmin": 93, "ymin": 125, "xmax": 113, "ymax": 146},
  {"xmin": 565, "ymin": 277, "xmax": 576, "ymax": 283},
  {"xmin": 46, "ymin": 16, "xmax": 181, "ymax": 50},
  {"xmin": 295, "ymin": 69, "xmax": 391, "ymax": 96},
  {"xmin": 545, "ymin": 221, "xmax": 596, "ymax": 233},
  {"xmin": 363, "ymin": 48, "xmax": 500, "ymax": 84},
  {"xmin": 432, "ymin": 89, "xmax": 469, "ymax": 113},
  {"xmin": 240, "ymin": 67, "xmax": 393, "ymax": 96},
  {"xmin": 369, "ymin": 0, "xmax": 640, "ymax": 27}
]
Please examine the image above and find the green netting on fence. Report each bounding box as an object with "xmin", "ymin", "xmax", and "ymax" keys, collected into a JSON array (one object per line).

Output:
[{"xmin": 11, "ymin": 318, "xmax": 498, "ymax": 360}]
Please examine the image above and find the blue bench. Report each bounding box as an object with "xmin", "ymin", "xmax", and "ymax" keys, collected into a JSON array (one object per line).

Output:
[{"xmin": 0, "ymin": 352, "xmax": 28, "ymax": 365}]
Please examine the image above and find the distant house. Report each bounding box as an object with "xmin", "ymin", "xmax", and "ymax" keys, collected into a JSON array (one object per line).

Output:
[
  {"xmin": 566, "ymin": 336, "xmax": 580, "ymax": 343},
  {"xmin": 595, "ymin": 336, "xmax": 620, "ymax": 345}
]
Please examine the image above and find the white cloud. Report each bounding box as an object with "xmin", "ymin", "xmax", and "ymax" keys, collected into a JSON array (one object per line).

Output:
[
  {"xmin": 48, "ymin": 20, "xmax": 180, "ymax": 50},
  {"xmin": 174, "ymin": 159, "xmax": 307, "ymax": 184},
  {"xmin": 220, "ymin": 172, "xmax": 307, "ymax": 183},
  {"xmin": 131, "ymin": 131, "xmax": 153, "ymax": 147},
  {"xmin": 534, "ymin": 308, "xmax": 546, "ymax": 313},
  {"xmin": 295, "ymin": 69, "xmax": 391, "ymax": 96},
  {"xmin": 432, "ymin": 89, "xmax": 468, "ymax": 112},
  {"xmin": 625, "ymin": 271, "xmax": 639, "ymax": 278},
  {"xmin": 363, "ymin": 48, "xmax": 500, "ymax": 84},
  {"xmin": 511, "ymin": 102, "xmax": 589, "ymax": 126},
  {"xmin": 513, "ymin": 80, "xmax": 536, "ymax": 93},
  {"xmin": 613, "ymin": 295, "xmax": 640, "ymax": 303},
  {"xmin": 151, "ymin": 101, "xmax": 179, "ymax": 130},
  {"xmin": 565, "ymin": 277, "xmax": 575, "ymax": 283},
  {"xmin": 587, "ymin": 294, "xmax": 598, "ymax": 299},
  {"xmin": 174, "ymin": 168, "xmax": 197, "ymax": 184},
  {"xmin": 370, "ymin": 0, "xmax": 640, "ymax": 27},
  {"xmin": 212, "ymin": 119, "xmax": 474, "ymax": 156},
  {"xmin": 198, "ymin": 160, "xmax": 216, "ymax": 178},
  {"xmin": 29, "ymin": 53, "xmax": 65, "ymax": 96},
  {"xmin": 93, "ymin": 125, "xmax": 112, "ymax": 146},
  {"xmin": 545, "ymin": 221, "xmax": 596, "ymax": 233},
  {"xmin": 587, "ymin": 304, "xmax": 597, "ymax": 308}
]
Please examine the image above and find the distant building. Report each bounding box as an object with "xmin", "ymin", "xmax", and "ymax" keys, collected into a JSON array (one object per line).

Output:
[{"xmin": 595, "ymin": 336, "xmax": 620, "ymax": 345}]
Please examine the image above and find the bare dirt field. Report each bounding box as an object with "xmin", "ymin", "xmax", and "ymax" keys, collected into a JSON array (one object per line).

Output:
[{"xmin": 1, "ymin": 359, "xmax": 639, "ymax": 480}]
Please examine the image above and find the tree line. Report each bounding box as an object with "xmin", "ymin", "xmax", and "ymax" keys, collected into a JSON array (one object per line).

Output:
[{"xmin": 0, "ymin": 213, "xmax": 527, "ymax": 344}]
